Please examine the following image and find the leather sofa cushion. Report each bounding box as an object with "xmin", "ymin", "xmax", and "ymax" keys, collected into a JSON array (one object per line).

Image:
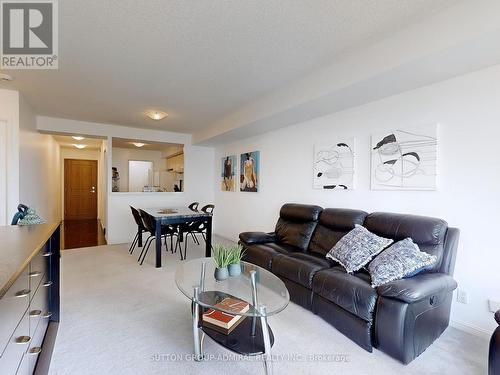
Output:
[
  {"xmin": 272, "ymin": 253, "xmax": 332, "ymax": 288},
  {"xmin": 241, "ymin": 243, "xmax": 298, "ymax": 270},
  {"xmin": 364, "ymin": 212, "xmax": 448, "ymax": 272},
  {"xmin": 239, "ymin": 231, "xmax": 276, "ymax": 245},
  {"xmin": 279, "ymin": 203, "xmax": 322, "ymax": 222},
  {"xmin": 313, "ymin": 268, "xmax": 378, "ymax": 322},
  {"xmin": 308, "ymin": 208, "xmax": 368, "ymax": 256},
  {"xmin": 274, "ymin": 204, "xmax": 322, "ymax": 251},
  {"xmin": 275, "ymin": 219, "xmax": 318, "ymax": 251}
]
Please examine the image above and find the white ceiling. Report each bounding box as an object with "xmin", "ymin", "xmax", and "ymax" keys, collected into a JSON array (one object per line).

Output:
[
  {"xmin": 53, "ymin": 134, "xmax": 104, "ymax": 150},
  {"xmin": 0, "ymin": 0, "xmax": 459, "ymax": 134},
  {"xmin": 112, "ymin": 138, "xmax": 182, "ymax": 152}
]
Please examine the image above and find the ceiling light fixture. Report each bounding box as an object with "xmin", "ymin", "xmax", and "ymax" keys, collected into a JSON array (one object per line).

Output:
[
  {"xmin": 72, "ymin": 136, "xmax": 85, "ymax": 141},
  {"xmin": 146, "ymin": 110, "xmax": 168, "ymax": 121},
  {"xmin": 131, "ymin": 142, "xmax": 146, "ymax": 148},
  {"xmin": 73, "ymin": 144, "xmax": 87, "ymax": 149},
  {"xmin": 0, "ymin": 73, "xmax": 13, "ymax": 82}
]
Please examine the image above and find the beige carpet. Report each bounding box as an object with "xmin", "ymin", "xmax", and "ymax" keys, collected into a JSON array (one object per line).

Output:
[{"xmin": 48, "ymin": 237, "xmax": 488, "ymax": 375}]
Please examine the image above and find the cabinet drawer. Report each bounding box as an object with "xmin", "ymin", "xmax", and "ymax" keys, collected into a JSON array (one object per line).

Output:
[
  {"xmin": 0, "ymin": 311, "xmax": 30, "ymax": 374},
  {"xmin": 29, "ymin": 247, "xmax": 49, "ymax": 299},
  {"xmin": 16, "ymin": 352, "xmax": 29, "ymax": 375},
  {"xmin": 27, "ymin": 313, "xmax": 48, "ymax": 374},
  {"xmin": 0, "ymin": 267, "xmax": 30, "ymax": 356},
  {"xmin": 29, "ymin": 275, "xmax": 49, "ymax": 337}
]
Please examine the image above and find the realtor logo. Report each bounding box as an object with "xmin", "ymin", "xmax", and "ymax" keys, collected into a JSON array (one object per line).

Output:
[{"xmin": 0, "ymin": 0, "xmax": 58, "ymax": 69}]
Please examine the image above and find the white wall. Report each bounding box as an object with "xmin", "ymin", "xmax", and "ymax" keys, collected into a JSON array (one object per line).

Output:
[
  {"xmin": 0, "ymin": 90, "xmax": 62, "ymax": 225},
  {"xmin": 0, "ymin": 89, "xmax": 19, "ymax": 223},
  {"xmin": 99, "ymin": 140, "xmax": 108, "ymax": 230},
  {"xmin": 37, "ymin": 116, "xmax": 214, "ymax": 244},
  {"xmin": 213, "ymin": 64, "xmax": 500, "ymax": 335},
  {"xmin": 0, "ymin": 120, "xmax": 6, "ymax": 224},
  {"xmin": 18, "ymin": 95, "xmax": 61, "ymax": 222}
]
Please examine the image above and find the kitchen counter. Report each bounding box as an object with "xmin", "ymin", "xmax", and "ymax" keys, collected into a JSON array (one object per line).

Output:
[{"xmin": 0, "ymin": 222, "xmax": 59, "ymax": 299}]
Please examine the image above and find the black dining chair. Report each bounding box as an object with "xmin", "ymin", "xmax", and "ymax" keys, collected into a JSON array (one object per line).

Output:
[
  {"xmin": 129, "ymin": 206, "xmax": 148, "ymax": 255},
  {"xmin": 186, "ymin": 201, "xmax": 201, "ymax": 245},
  {"xmin": 188, "ymin": 202, "xmax": 199, "ymax": 211},
  {"xmin": 170, "ymin": 202, "xmax": 201, "ymax": 257},
  {"xmin": 181, "ymin": 204, "xmax": 214, "ymax": 260},
  {"xmin": 137, "ymin": 210, "xmax": 179, "ymax": 265},
  {"xmin": 167, "ymin": 202, "xmax": 200, "ymax": 257}
]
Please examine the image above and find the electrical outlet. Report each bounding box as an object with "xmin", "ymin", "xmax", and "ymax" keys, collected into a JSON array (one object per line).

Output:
[
  {"xmin": 456, "ymin": 289, "xmax": 469, "ymax": 304},
  {"xmin": 489, "ymin": 299, "xmax": 500, "ymax": 313}
]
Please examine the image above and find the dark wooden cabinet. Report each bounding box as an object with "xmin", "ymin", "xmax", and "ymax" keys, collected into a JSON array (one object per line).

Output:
[{"xmin": 0, "ymin": 223, "xmax": 60, "ymax": 375}]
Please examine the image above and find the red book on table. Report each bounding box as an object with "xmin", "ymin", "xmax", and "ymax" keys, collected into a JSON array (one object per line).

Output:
[{"xmin": 202, "ymin": 297, "xmax": 250, "ymax": 330}]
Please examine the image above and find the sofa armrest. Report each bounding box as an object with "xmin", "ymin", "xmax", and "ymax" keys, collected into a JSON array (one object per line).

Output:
[
  {"xmin": 490, "ymin": 312, "xmax": 500, "ymax": 375},
  {"xmin": 239, "ymin": 232, "xmax": 276, "ymax": 245},
  {"xmin": 377, "ymin": 273, "xmax": 457, "ymax": 303}
]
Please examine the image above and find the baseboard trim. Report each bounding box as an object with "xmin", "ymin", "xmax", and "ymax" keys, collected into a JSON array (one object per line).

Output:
[
  {"xmin": 98, "ymin": 219, "xmax": 106, "ymax": 233},
  {"xmin": 450, "ymin": 319, "xmax": 490, "ymax": 340},
  {"xmin": 212, "ymin": 233, "xmax": 237, "ymax": 244}
]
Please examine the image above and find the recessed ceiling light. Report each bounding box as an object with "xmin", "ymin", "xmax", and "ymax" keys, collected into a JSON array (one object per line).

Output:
[
  {"xmin": 74, "ymin": 144, "xmax": 87, "ymax": 149},
  {"xmin": 131, "ymin": 142, "xmax": 146, "ymax": 148},
  {"xmin": 72, "ymin": 136, "xmax": 85, "ymax": 141},
  {"xmin": 0, "ymin": 73, "xmax": 13, "ymax": 82},
  {"xmin": 146, "ymin": 111, "xmax": 168, "ymax": 121}
]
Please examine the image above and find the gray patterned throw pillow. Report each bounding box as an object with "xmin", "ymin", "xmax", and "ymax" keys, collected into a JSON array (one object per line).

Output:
[
  {"xmin": 326, "ymin": 224, "xmax": 393, "ymax": 273},
  {"xmin": 368, "ymin": 238, "xmax": 437, "ymax": 287}
]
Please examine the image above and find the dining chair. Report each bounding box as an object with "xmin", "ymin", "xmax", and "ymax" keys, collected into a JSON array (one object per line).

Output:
[
  {"xmin": 137, "ymin": 210, "xmax": 179, "ymax": 265},
  {"xmin": 129, "ymin": 206, "xmax": 147, "ymax": 255},
  {"xmin": 186, "ymin": 201, "xmax": 201, "ymax": 245},
  {"xmin": 181, "ymin": 204, "xmax": 214, "ymax": 260},
  {"xmin": 188, "ymin": 202, "xmax": 199, "ymax": 211},
  {"xmin": 167, "ymin": 202, "xmax": 200, "ymax": 257}
]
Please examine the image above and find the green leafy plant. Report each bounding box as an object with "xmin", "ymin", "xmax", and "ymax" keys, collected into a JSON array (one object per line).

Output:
[
  {"xmin": 213, "ymin": 244, "xmax": 232, "ymax": 269},
  {"xmin": 228, "ymin": 245, "xmax": 245, "ymax": 265}
]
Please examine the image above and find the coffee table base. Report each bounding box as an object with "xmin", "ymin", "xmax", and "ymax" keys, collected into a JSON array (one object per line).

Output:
[
  {"xmin": 192, "ymin": 301, "xmax": 274, "ymax": 374},
  {"xmin": 201, "ymin": 316, "xmax": 275, "ymax": 356}
]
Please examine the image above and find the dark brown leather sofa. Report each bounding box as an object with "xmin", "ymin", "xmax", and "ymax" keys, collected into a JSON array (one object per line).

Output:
[
  {"xmin": 491, "ymin": 310, "xmax": 500, "ymax": 375},
  {"xmin": 239, "ymin": 203, "xmax": 460, "ymax": 364}
]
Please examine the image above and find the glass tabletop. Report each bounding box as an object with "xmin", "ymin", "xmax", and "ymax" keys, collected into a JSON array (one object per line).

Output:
[
  {"xmin": 175, "ymin": 257, "xmax": 290, "ymax": 317},
  {"xmin": 141, "ymin": 207, "xmax": 211, "ymax": 219}
]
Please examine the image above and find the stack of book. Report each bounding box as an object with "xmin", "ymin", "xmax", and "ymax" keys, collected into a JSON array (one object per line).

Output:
[{"xmin": 202, "ymin": 297, "xmax": 250, "ymax": 334}]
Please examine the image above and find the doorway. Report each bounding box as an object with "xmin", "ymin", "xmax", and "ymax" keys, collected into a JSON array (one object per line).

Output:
[
  {"xmin": 64, "ymin": 159, "xmax": 98, "ymax": 220},
  {"xmin": 63, "ymin": 158, "xmax": 105, "ymax": 249}
]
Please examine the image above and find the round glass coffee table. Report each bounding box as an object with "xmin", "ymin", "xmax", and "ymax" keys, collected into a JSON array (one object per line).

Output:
[{"xmin": 175, "ymin": 257, "xmax": 290, "ymax": 374}]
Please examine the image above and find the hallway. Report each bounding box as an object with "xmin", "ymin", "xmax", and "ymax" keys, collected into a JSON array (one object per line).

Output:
[{"xmin": 62, "ymin": 219, "xmax": 107, "ymax": 249}]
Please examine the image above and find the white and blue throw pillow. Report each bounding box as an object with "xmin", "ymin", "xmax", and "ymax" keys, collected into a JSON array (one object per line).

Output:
[
  {"xmin": 326, "ymin": 224, "xmax": 393, "ymax": 273},
  {"xmin": 368, "ymin": 238, "xmax": 437, "ymax": 288}
]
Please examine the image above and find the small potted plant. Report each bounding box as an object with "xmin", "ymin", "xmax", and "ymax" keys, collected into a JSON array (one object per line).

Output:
[
  {"xmin": 213, "ymin": 244, "xmax": 231, "ymax": 281},
  {"xmin": 228, "ymin": 245, "xmax": 244, "ymax": 277}
]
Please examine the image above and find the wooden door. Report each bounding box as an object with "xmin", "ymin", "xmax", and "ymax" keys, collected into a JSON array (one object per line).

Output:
[{"xmin": 64, "ymin": 159, "xmax": 97, "ymax": 220}]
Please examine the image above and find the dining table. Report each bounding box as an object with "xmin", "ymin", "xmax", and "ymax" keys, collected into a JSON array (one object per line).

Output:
[{"xmin": 139, "ymin": 207, "xmax": 213, "ymax": 268}]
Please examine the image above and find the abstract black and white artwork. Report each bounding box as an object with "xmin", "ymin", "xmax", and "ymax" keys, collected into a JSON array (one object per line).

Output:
[
  {"xmin": 371, "ymin": 125, "xmax": 437, "ymax": 190},
  {"xmin": 313, "ymin": 139, "xmax": 355, "ymax": 190}
]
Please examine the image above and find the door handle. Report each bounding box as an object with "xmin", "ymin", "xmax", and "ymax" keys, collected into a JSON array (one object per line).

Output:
[{"xmin": 90, "ymin": 186, "xmax": 96, "ymax": 193}]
